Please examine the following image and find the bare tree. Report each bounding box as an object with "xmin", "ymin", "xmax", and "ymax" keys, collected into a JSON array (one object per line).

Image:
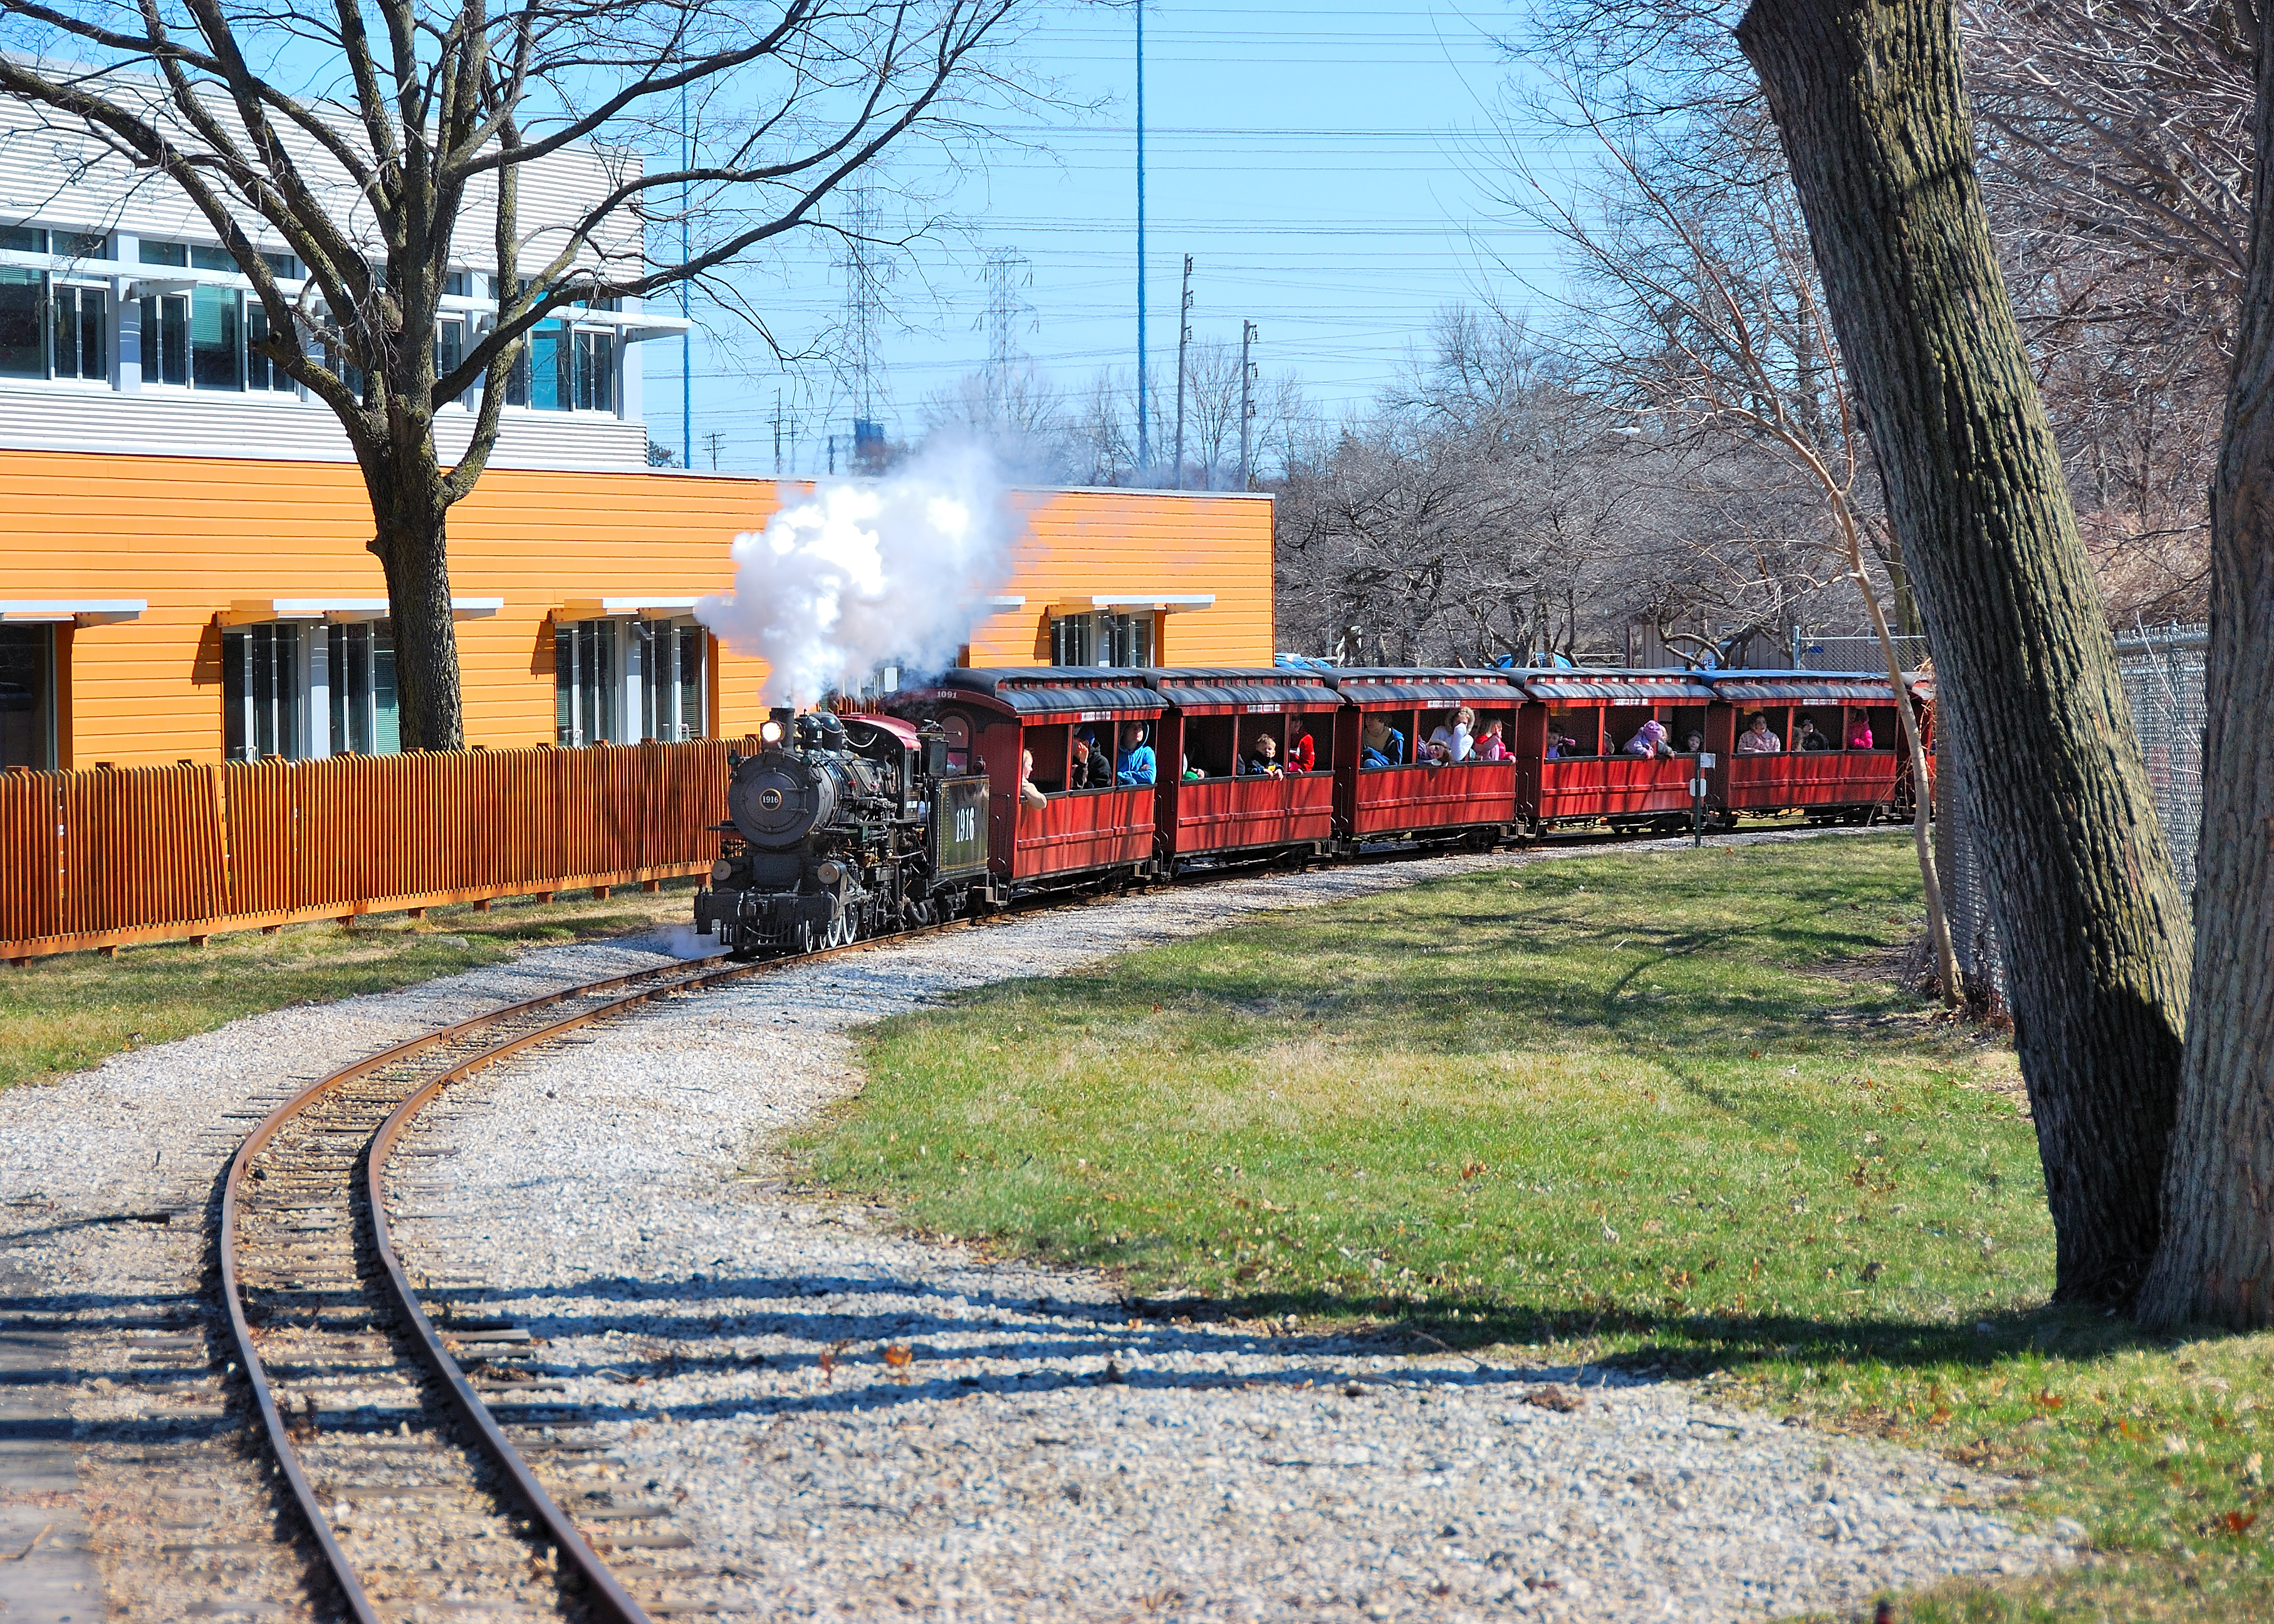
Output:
[{"xmin": 0, "ymin": 0, "xmax": 1032, "ymax": 747}]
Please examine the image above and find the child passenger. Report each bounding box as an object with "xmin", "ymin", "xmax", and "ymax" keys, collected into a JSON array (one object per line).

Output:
[
  {"xmin": 1246, "ymin": 734, "xmax": 1283, "ymax": 776},
  {"xmin": 1473, "ymin": 719, "xmax": 1508, "ymax": 761}
]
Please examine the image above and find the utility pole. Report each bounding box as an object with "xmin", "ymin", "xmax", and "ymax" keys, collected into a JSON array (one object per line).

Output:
[
  {"xmin": 1239, "ymin": 319, "xmax": 1258, "ymax": 491},
  {"xmin": 680, "ymin": 87, "xmax": 692, "ymax": 472},
  {"xmin": 771, "ymin": 392, "xmax": 783, "ymax": 475},
  {"xmin": 703, "ymin": 432, "xmax": 725, "ymax": 471},
  {"xmin": 1135, "ymin": 0, "xmax": 1149, "ymax": 474},
  {"xmin": 1172, "ymin": 254, "xmax": 1193, "ymax": 490}
]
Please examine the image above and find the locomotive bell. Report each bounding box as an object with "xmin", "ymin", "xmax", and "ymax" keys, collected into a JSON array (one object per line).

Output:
[{"xmin": 728, "ymin": 749, "xmax": 838, "ymax": 850}]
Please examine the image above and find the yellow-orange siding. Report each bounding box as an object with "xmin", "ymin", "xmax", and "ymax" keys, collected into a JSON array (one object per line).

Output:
[{"xmin": 0, "ymin": 450, "xmax": 1273, "ymax": 767}]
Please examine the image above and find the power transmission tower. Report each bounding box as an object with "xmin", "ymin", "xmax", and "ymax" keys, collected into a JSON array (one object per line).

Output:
[
  {"xmin": 1239, "ymin": 320, "xmax": 1258, "ymax": 491},
  {"xmin": 833, "ymin": 189, "xmax": 890, "ymax": 471},
  {"xmin": 981, "ymin": 247, "xmax": 1031, "ymax": 423},
  {"xmin": 1172, "ymin": 254, "xmax": 1193, "ymax": 490}
]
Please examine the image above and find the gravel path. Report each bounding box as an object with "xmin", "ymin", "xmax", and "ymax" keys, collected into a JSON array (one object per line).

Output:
[
  {"xmin": 0, "ymin": 833, "xmax": 2067, "ymax": 1621},
  {"xmin": 380, "ymin": 842, "xmax": 2067, "ymax": 1622}
]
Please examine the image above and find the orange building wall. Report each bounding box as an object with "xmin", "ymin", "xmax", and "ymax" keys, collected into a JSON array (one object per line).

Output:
[{"xmin": 0, "ymin": 451, "xmax": 1275, "ymax": 768}]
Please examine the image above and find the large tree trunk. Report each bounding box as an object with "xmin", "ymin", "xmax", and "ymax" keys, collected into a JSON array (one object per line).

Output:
[
  {"xmin": 2137, "ymin": 23, "xmax": 2274, "ymax": 1331},
  {"xmin": 1738, "ymin": 0, "xmax": 2194, "ymax": 1306},
  {"xmin": 364, "ymin": 440, "xmax": 464, "ymax": 752}
]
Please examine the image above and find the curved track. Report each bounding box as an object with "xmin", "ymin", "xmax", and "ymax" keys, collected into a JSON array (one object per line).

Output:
[
  {"xmin": 212, "ymin": 822, "xmax": 1820, "ymax": 1619},
  {"xmin": 218, "ymin": 927, "xmax": 964, "ymax": 1623}
]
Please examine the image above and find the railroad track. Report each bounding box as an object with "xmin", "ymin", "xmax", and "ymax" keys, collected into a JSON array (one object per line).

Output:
[
  {"xmin": 197, "ymin": 821, "xmax": 1838, "ymax": 1621},
  {"xmin": 217, "ymin": 930, "xmax": 943, "ymax": 1624}
]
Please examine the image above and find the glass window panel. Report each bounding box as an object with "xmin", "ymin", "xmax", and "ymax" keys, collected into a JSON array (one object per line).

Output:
[
  {"xmin": 190, "ymin": 285, "xmax": 241, "ymax": 390},
  {"xmin": 189, "ymin": 243, "xmax": 236, "ymax": 273},
  {"xmin": 525, "ymin": 321, "xmax": 564, "ymax": 410},
  {"xmin": 262, "ymin": 250, "xmax": 301, "ymax": 280},
  {"xmin": 555, "ymin": 625, "xmax": 578, "ymax": 744},
  {"xmin": 0, "ymin": 269, "xmax": 43, "ymax": 378},
  {"xmin": 54, "ymin": 231, "xmax": 105, "ymax": 261},
  {"xmin": 0, "ymin": 225, "xmax": 43, "ymax": 253},
  {"xmin": 142, "ymin": 294, "xmax": 189, "ymax": 386},
  {"xmin": 679, "ymin": 628, "xmax": 704, "ymax": 739},
  {"xmin": 248, "ymin": 306, "xmax": 296, "ymax": 393},
  {"xmin": 0, "ymin": 625, "xmax": 56, "ymax": 770},
  {"xmin": 51, "ymin": 286, "xmax": 105, "ymax": 381},
  {"xmin": 637, "ymin": 621, "xmax": 659, "ymax": 740},
  {"xmin": 251, "ymin": 624, "xmax": 279, "ymax": 758},
  {"xmin": 372, "ymin": 623, "xmax": 399, "ymax": 754},
  {"xmin": 444, "ymin": 270, "xmax": 470, "ymax": 298},
  {"xmin": 138, "ymin": 239, "xmax": 188, "ymax": 267},
  {"xmin": 572, "ymin": 330, "xmax": 613, "ymax": 412}
]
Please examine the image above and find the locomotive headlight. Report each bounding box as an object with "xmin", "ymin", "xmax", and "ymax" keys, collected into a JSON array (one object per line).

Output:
[
  {"xmin": 816, "ymin": 859, "xmax": 846, "ymax": 887},
  {"xmin": 759, "ymin": 719, "xmax": 784, "ymax": 744},
  {"xmin": 710, "ymin": 858, "xmax": 736, "ymax": 885}
]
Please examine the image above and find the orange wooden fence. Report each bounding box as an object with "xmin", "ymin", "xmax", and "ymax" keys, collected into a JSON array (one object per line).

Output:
[{"xmin": 1, "ymin": 741, "xmax": 748, "ymax": 963}]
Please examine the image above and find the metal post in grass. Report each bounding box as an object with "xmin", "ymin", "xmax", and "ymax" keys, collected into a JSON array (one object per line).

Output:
[{"xmin": 1692, "ymin": 752, "xmax": 1713, "ymax": 847}]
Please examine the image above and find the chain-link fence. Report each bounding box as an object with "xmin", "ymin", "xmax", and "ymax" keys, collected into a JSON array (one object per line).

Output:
[
  {"xmin": 2115, "ymin": 624, "xmax": 2208, "ymax": 897},
  {"xmin": 1936, "ymin": 623, "xmax": 2206, "ymax": 1003}
]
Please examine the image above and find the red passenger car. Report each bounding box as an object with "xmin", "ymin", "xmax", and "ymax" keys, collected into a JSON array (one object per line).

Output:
[
  {"xmin": 1515, "ymin": 671, "xmax": 1718, "ymax": 833},
  {"xmin": 903, "ymin": 669, "xmax": 1166, "ymax": 889},
  {"xmin": 1143, "ymin": 669, "xmax": 1342, "ymax": 871},
  {"xmin": 1325, "ymin": 669, "xmax": 1527, "ymax": 845},
  {"xmin": 1705, "ymin": 673, "xmax": 1922, "ymax": 824}
]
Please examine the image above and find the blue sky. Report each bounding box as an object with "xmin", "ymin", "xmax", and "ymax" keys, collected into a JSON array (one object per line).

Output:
[{"xmin": 650, "ymin": 1, "xmax": 1572, "ymax": 475}]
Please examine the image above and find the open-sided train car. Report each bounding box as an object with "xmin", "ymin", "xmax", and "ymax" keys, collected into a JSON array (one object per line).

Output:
[
  {"xmin": 1516, "ymin": 669, "xmax": 1718, "ymax": 833},
  {"xmin": 1703, "ymin": 672, "xmax": 1924, "ymax": 825},
  {"xmin": 1142, "ymin": 668, "xmax": 1343, "ymax": 872},
  {"xmin": 905, "ymin": 667, "xmax": 1166, "ymax": 890},
  {"xmin": 1324, "ymin": 669, "xmax": 1526, "ymax": 845}
]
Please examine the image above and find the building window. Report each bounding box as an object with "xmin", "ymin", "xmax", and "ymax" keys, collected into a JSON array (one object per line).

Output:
[
  {"xmin": 51, "ymin": 284, "xmax": 106, "ymax": 380},
  {"xmin": 556, "ymin": 618, "xmax": 615, "ymax": 746},
  {"xmin": 140, "ymin": 293, "xmax": 190, "ymax": 386},
  {"xmin": 508, "ymin": 318, "xmax": 615, "ymax": 414},
  {"xmin": 248, "ymin": 306, "xmax": 297, "ymax": 393},
  {"xmin": 222, "ymin": 623, "xmax": 306, "ymax": 761},
  {"xmin": 0, "ymin": 268, "xmax": 45, "ymax": 378},
  {"xmin": 571, "ymin": 330, "xmax": 613, "ymax": 412},
  {"xmin": 0, "ymin": 625, "xmax": 57, "ymax": 770},
  {"xmin": 556, "ymin": 618, "xmax": 706, "ymax": 746},
  {"xmin": 636, "ymin": 621, "xmax": 706, "ymax": 741},
  {"xmin": 190, "ymin": 285, "xmax": 243, "ymax": 390},
  {"xmin": 224, "ymin": 620, "xmax": 399, "ymax": 760},
  {"xmin": 1050, "ymin": 612, "xmax": 1153, "ymax": 668},
  {"xmin": 326, "ymin": 622, "xmax": 399, "ymax": 754},
  {"xmin": 139, "ymin": 239, "xmax": 189, "ymax": 268}
]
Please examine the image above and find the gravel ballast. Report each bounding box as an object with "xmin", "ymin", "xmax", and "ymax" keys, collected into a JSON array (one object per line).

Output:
[
  {"xmin": 382, "ymin": 847, "xmax": 2067, "ymax": 1621},
  {"xmin": 0, "ymin": 837, "xmax": 2067, "ymax": 1620}
]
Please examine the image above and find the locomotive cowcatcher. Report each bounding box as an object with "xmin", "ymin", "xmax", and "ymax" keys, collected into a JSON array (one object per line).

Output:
[{"xmin": 693, "ymin": 706, "xmax": 993, "ymax": 957}]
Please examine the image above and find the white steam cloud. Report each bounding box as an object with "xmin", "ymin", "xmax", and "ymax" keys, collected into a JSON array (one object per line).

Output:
[{"xmin": 696, "ymin": 442, "xmax": 1017, "ymax": 705}]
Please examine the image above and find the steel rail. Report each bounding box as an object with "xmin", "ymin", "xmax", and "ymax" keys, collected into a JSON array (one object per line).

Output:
[
  {"xmin": 219, "ymin": 915, "xmax": 979, "ymax": 1623},
  {"xmin": 216, "ymin": 952, "xmax": 736, "ymax": 1623}
]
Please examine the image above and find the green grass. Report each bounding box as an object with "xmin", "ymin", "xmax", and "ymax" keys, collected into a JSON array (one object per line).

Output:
[
  {"xmin": 0, "ymin": 882, "xmax": 700, "ymax": 1093},
  {"xmin": 797, "ymin": 837, "xmax": 2274, "ymax": 1621}
]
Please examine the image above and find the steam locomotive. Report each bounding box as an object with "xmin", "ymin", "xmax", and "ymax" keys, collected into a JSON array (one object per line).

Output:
[{"xmin": 693, "ymin": 706, "xmax": 993, "ymax": 957}]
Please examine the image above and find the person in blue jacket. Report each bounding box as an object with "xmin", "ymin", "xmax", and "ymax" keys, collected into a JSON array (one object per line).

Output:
[{"xmin": 1116, "ymin": 721, "xmax": 1157, "ymax": 784}]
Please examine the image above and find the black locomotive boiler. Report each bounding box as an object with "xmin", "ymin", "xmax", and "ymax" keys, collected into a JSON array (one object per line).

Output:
[{"xmin": 694, "ymin": 706, "xmax": 994, "ymax": 957}]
